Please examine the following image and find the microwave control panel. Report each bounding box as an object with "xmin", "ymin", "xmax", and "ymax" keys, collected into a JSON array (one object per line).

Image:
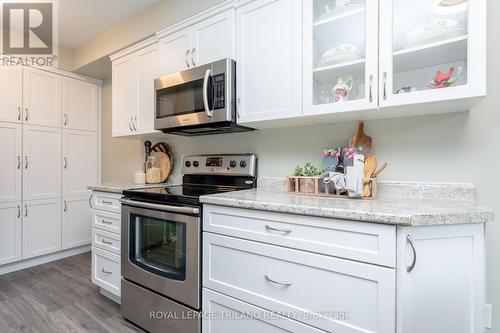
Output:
[{"xmin": 213, "ymin": 74, "xmax": 225, "ymax": 110}]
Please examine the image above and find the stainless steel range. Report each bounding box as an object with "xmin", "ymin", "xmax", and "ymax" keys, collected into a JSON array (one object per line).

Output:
[{"xmin": 120, "ymin": 154, "xmax": 257, "ymax": 333}]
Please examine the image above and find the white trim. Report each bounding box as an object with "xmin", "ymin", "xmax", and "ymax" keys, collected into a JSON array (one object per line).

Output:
[
  {"xmin": 109, "ymin": 35, "xmax": 159, "ymax": 62},
  {"xmin": 0, "ymin": 245, "xmax": 90, "ymax": 276},
  {"xmin": 156, "ymin": 0, "xmax": 235, "ymax": 39}
]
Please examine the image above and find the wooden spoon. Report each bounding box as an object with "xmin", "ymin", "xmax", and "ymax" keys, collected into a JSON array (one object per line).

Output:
[
  {"xmin": 363, "ymin": 156, "xmax": 377, "ymax": 197},
  {"xmin": 372, "ymin": 162, "xmax": 388, "ymax": 178}
]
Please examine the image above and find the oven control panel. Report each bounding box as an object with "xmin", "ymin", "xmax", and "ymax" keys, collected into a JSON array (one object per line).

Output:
[{"xmin": 182, "ymin": 154, "xmax": 257, "ymax": 177}]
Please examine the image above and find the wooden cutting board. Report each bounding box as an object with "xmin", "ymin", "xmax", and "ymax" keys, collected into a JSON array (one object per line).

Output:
[
  {"xmin": 349, "ymin": 121, "xmax": 372, "ymax": 157},
  {"xmin": 150, "ymin": 151, "xmax": 171, "ymax": 182}
]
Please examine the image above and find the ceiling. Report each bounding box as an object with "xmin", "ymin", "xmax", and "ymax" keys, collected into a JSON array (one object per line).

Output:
[{"xmin": 58, "ymin": 0, "xmax": 160, "ymax": 50}]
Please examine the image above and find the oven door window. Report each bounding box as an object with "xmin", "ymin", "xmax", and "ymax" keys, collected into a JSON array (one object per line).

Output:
[
  {"xmin": 156, "ymin": 78, "xmax": 213, "ymax": 118},
  {"xmin": 130, "ymin": 214, "xmax": 187, "ymax": 281}
]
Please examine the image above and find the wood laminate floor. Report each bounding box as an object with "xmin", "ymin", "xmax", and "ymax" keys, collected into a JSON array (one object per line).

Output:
[{"xmin": 0, "ymin": 252, "xmax": 144, "ymax": 333}]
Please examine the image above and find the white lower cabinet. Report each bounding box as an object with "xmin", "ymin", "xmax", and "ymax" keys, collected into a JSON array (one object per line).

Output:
[
  {"xmin": 92, "ymin": 246, "xmax": 121, "ymax": 297},
  {"xmin": 22, "ymin": 198, "xmax": 62, "ymax": 259},
  {"xmin": 62, "ymin": 195, "xmax": 92, "ymax": 249},
  {"xmin": 202, "ymin": 205, "xmax": 485, "ymax": 333},
  {"xmin": 0, "ymin": 202, "xmax": 22, "ymax": 265}
]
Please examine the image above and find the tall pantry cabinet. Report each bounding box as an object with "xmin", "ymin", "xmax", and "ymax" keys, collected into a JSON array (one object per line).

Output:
[{"xmin": 0, "ymin": 64, "xmax": 100, "ymax": 267}]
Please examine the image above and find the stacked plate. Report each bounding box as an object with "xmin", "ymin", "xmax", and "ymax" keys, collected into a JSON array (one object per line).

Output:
[
  {"xmin": 316, "ymin": 2, "xmax": 365, "ymax": 23},
  {"xmin": 316, "ymin": 44, "xmax": 362, "ymax": 68},
  {"xmin": 404, "ymin": 18, "xmax": 465, "ymax": 48}
]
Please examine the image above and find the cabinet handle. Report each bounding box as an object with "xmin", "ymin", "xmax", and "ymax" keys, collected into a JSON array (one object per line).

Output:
[
  {"xmin": 17, "ymin": 205, "xmax": 20, "ymax": 218},
  {"xmin": 63, "ymin": 200, "xmax": 67, "ymax": 212},
  {"xmin": 18, "ymin": 107, "xmax": 21, "ymax": 121},
  {"xmin": 236, "ymin": 98, "xmax": 241, "ymax": 119},
  {"xmin": 265, "ymin": 225, "xmax": 292, "ymax": 234},
  {"xmin": 101, "ymin": 268, "xmax": 112, "ymax": 274},
  {"xmin": 191, "ymin": 48, "xmax": 196, "ymax": 67},
  {"xmin": 128, "ymin": 117, "xmax": 133, "ymax": 131},
  {"xmin": 17, "ymin": 156, "xmax": 20, "ymax": 169},
  {"xmin": 264, "ymin": 274, "xmax": 292, "ymax": 287},
  {"xmin": 133, "ymin": 116, "xmax": 137, "ymax": 131},
  {"xmin": 383, "ymin": 72, "xmax": 387, "ymax": 100},
  {"xmin": 24, "ymin": 156, "xmax": 28, "ymax": 169},
  {"xmin": 25, "ymin": 108, "xmax": 28, "ymax": 121},
  {"xmin": 185, "ymin": 49, "xmax": 191, "ymax": 67},
  {"xmin": 369, "ymin": 75, "xmax": 373, "ymax": 103},
  {"xmin": 89, "ymin": 194, "xmax": 93, "ymax": 208},
  {"xmin": 24, "ymin": 204, "xmax": 28, "ymax": 218},
  {"xmin": 64, "ymin": 157, "xmax": 68, "ymax": 169},
  {"xmin": 407, "ymin": 234, "xmax": 417, "ymax": 273},
  {"xmin": 64, "ymin": 114, "xmax": 68, "ymax": 126},
  {"xmin": 102, "ymin": 200, "xmax": 113, "ymax": 205},
  {"xmin": 102, "ymin": 239, "xmax": 113, "ymax": 245},
  {"xmin": 101, "ymin": 220, "xmax": 113, "ymax": 225}
]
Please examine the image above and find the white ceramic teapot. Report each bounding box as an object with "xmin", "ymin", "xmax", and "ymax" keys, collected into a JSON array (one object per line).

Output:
[{"xmin": 333, "ymin": 75, "xmax": 353, "ymax": 102}]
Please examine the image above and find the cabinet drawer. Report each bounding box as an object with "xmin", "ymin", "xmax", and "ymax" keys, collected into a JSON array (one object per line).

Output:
[
  {"xmin": 92, "ymin": 247, "xmax": 120, "ymax": 297},
  {"xmin": 203, "ymin": 288, "xmax": 327, "ymax": 333},
  {"xmin": 92, "ymin": 229, "xmax": 120, "ymax": 255},
  {"xmin": 203, "ymin": 205, "xmax": 396, "ymax": 267},
  {"xmin": 92, "ymin": 192, "xmax": 121, "ymax": 213},
  {"xmin": 92, "ymin": 210, "xmax": 121, "ymax": 234},
  {"xmin": 203, "ymin": 233, "xmax": 395, "ymax": 333}
]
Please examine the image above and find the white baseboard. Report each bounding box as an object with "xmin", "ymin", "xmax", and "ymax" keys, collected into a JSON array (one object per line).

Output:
[{"xmin": 0, "ymin": 245, "xmax": 91, "ymax": 275}]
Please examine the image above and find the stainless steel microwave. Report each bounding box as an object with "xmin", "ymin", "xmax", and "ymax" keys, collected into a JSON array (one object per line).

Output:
[{"xmin": 154, "ymin": 58, "xmax": 253, "ymax": 136}]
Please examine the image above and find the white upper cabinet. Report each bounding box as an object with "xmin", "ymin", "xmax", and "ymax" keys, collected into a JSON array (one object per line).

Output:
[
  {"xmin": 192, "ymin": 10, "xmax": 235, "ymax": 67},
  {"xmin": 23, "ymin": 125, "xmax": 62, "ymax": 201},
  {"xmin": 112, "ymin": 55, "xmax": 136, "ymax": 137},
  {"xmin": 0, "ymin": 122, "xmax": 22, "ymax": 203},
  {"xmin": 62, "ymin": 129, "xmax": 98, "ymax": 197},
  {"xmin": 62, "ymin": 195, "xmax": 92, "ymax": 250},
  {"xmin": 303, "ymin": 0, "xmax": 379, "ymax": 116},
  {"xmin": 136, "ymin": 44, "xmax": 160, "ymax": 134},
  {"xmin": 0, "ymin": 66, "xmax": 23, "ymax": 123},
  {"xmin": 379, "ymin": 0, "xmax": 486, "ymax": 112},
  {"xmin": 23, "ymin": 67, "xmax": 62, "ymax": 127},
  {"xmin": 0, "ymin": 202, "xmax": 22, "ymax": 265},
  {"xmin": 159, "ymin": 29, "xmax": 192, "ymax": 75},
  {"xmin": 62, "ymin": 77, "xmax": 98, "ymax": 131},
  {"xmin": 235, "ymin": 0, "xmax": 302, "ymax": 124}
]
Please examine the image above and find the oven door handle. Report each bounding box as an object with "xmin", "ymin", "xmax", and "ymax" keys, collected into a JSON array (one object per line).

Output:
[
  {"xmin": 120, "ymin": 199, "xmax": 200, "ymax": 215},
  {"xmin": 203, "ymin": 68, "xmax": 213, "ymax": 117}
]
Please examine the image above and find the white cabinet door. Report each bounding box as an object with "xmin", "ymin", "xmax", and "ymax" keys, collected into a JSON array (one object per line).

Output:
[
  {"xmin": 23, "ymin": 68, "xmax": 61, "ymax": 127},
  {"xmin": 0, "ymin": 66, "xmax": 23, "ymax": 123},
  {"xmin": 62, "ymin": 77, "xmax": 98, "ymax": 131},
  {"xmin": 302, "ymin": 0, "xmax": 379, "ymax": 116},
  {"xmin": 397, "ymin": 224, "xmax": 484, "ymax": 333},
  {"xmin": 23, "ymin": 125, "xmax": 61, "ymax": 201},
  {"xmin": 192, "ymin": 9, "xmax": 235, "ymax": 67},
  {"xmin": 22, "ymin": 198, "xmax": 62, "ymax": 259},
  {"xmin": 0, "ymin": 122, "xmax": 22, "ymax": 203},
  {"xmin": 159, "ymin": 29, "xmax": 192, "ymax": 76},
  {"xmin": 62, "ymin": 195, "xmax": 92, "ymax": 249},
  {"xmin": 112, "ymin": 56, "xmax": 135, "ymax": 137},
  {"xmin": 62, "ymin": 129, "xmax": 97, "ymax": 197},
  {"xmin": 0, "ymin": 202, "xmax": 22, "ymax": 265},
  {"xmin": 236, "ymin": 0, "xmax": 302, "ymax": 124},
  {"xmin": 136, "ymin": 44, "xmax": 160, "ymax": 134}
]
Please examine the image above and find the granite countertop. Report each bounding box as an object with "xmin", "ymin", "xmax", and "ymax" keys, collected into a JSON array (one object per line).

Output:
[
  {"xmin": 199, "ymin": 188, "xmax": 494, "ymax": 226},
  {"xmin": 88, "ymin": 182, "xmax": 170, "ymax": 194}
]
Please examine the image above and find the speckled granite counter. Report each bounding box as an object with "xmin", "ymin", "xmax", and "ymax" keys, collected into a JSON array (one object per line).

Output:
[
  {"xmin": 87, "ymin": 183, "xmax": 168, "ymax": 194},
  {"xmin": 199, "ymin": 188, "xmax": 494, "ymax": 226}
]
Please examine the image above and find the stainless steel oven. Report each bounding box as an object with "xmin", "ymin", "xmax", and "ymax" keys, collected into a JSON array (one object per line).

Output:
[
  {"xmin": 121, "ymin": 199, "xmax": 201, "ymax": 333},
  {"xmin": 154, "ymin": 58, "xmax": 253, "ymax": 136}
]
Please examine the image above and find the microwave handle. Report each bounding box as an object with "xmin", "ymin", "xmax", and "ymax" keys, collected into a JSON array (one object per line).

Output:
[{"xmin": 203, "ymin": 68, "xmax": 213, "ymax": 117}]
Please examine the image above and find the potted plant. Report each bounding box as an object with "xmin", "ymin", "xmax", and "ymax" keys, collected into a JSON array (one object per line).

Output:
[{"xmin": 292, "ymin": 162, "xmax": 324, "ymax": 193}]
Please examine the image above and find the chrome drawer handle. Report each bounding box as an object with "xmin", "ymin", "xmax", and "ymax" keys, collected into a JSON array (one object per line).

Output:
[
  {"xmin": 102, "ymin": 200, "xmax": 113, "ymax": 205},
  {"xmin": 102, "ymin": 268, "xmax": 112, "ymax": 274},
  {"xmin": 24, "ymin": 204, "xmax": 28, "ymax": 218},
  {"xmin": 17, "ymin": 156, "xmax": 20, "ymax": 169},
  {"xmin": 17, "ymin": 205, "xmax": 20, "ymax": 218},
  {"xmin": 102, "ymin": 239, "xmax": 113, "ymax": 245},
  {"xmin": 265, "ymin": 225, "xmax": 292, "ymax": 234},
  {"xmin": 101, "ymin": 219, "xmax": 113, "ymax": 225},
  {"xmin": 383, "ymin": 72, "xmax": 387, "ymax": 100},
  {"xmin": 17, "ymin": 107, "xmax": 21, "ymax": 120},
  {"xmin": 63, "ymin": 200, "xmax": 67, "ymax": 212},
  {"xmin": 264, "ymin": 274, "xmax": 292, "ymax": 287},
  {"xmin": 64, "ymin": 114, "xmax": 68, "ymax": 126},
  {"xmin": 369, "ymin": 74, "xmax": 373, "ymax": 103},
  {"xmin": 407, "ymin": 234, "xmax": 417, "ymax": 273},
  {"xmin": 25, "ymin": 108, "xmax": 28, "ymax": 121},
  {"xmin": 191, "ymin": 48, "xmax": 196, "ymax": 67},
  {"xmin": 89, "ymin": 194, "xmax": 93, "ymax": 208},
  {"xmin": 185, "ymin": 49, "xmax": 191, "ymax": 67}
]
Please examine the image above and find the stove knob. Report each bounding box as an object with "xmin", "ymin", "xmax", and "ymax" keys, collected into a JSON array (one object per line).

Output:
[
  {"xmin": 240, "ymin": 160, "xmax": 247, "ymax": 168},
  {"xmin": 193, "ymin": 161, "xmax": 199, "ymax": 167},
  {"xmin": 229, "ymin": 160, "xmax": 237, "ymax": 168},
  {"xmin": 185, "ymin": 161, "xmax": 191, "ymax": 167}
]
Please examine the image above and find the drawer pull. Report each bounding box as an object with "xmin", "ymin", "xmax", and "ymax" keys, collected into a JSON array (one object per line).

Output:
[
  {"xmin": 265, "ymin": 225, "xmax": 292, "ymax": 234},
  {"xmin": 102, "ymin": 268, "xmax": 113, "ymax": 274},
  {"xmin": 102, "ymin": 200, "xmax": 113, "ymax": 205},
  {"xmin": 407, "ymin": 234, "xmax": 417, "ymax": 273},
  {"xmin": 102, "ymin": 239, "xmax": 113, "ymax": 245},
  {"xmin": 264, "ymin": 274, "xmax": 292, "ymax": 287},
  {"xmin": 101, "ymin": 219, "xmax": 113, "ymax": 225}
]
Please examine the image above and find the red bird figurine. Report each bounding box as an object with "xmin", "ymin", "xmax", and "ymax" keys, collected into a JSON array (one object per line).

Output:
[{"xmin": 429, "ymin": 67, "xmax": 455, "ymax": 89}]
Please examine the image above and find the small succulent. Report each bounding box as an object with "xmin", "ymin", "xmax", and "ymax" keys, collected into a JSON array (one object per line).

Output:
[{"xmin": 293, "ymin": 162, "xmax": 324, "ymax": 177}]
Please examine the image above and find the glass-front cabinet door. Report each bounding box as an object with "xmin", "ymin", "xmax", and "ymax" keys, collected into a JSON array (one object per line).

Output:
[
  {"xmin": 379, "ymin": 0, "xmax": 486, "ymax": 108},
  {"xmin": 303, "ymin": 0, "xmax": 379, "ymax": 116}
]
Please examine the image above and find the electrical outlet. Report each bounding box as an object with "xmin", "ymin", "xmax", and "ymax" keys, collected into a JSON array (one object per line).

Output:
[{"xmin": 485, "ymin": 304, "xmax": 492, "ymax": 329}]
